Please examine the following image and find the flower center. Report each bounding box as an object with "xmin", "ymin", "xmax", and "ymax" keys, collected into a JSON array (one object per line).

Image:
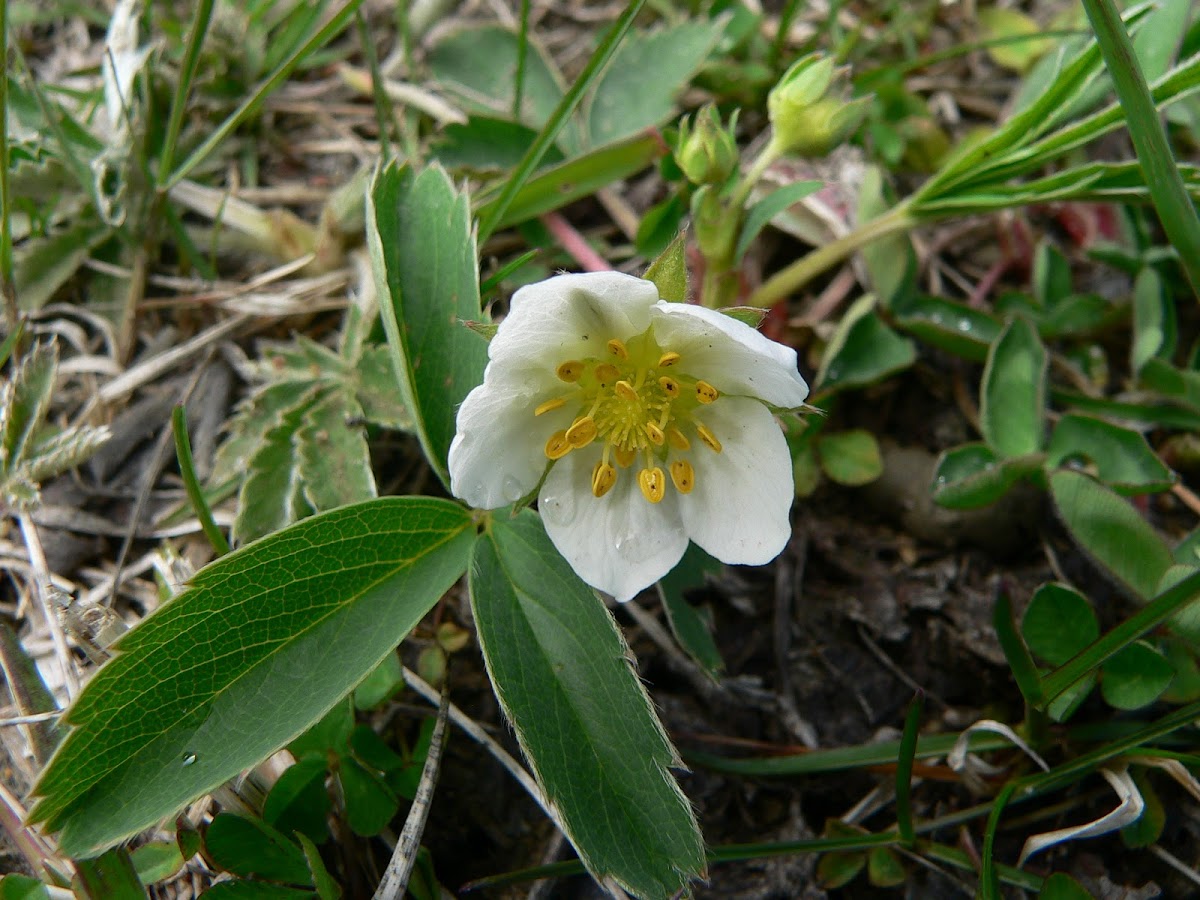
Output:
[{"xmin": 535, "ymin": 334, "xmax": 722, "ymax": 503}]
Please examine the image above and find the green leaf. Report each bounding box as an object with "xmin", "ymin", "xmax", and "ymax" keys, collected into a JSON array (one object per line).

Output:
[
  {"xmin": 367, "ymin": 163, "xmax": 488, "ymax": 489},
  {"xmin": 1032, "ymin": 242, "xmax": 1073, "ymax": 306},
  {"xmin": 205, "ymin": 814, "xmax": 310, "ymax": 885},
  {"xmin": 866, "ymin": 846, "xmax": 906, "ymax": 887},
  {"xmin": 657, "ymin": 544, "xmax": 724, "ymax": 680},
  {"xmin": 978, "ymin": 7, "xmax": 1052, "ymax": 72},
  {"xmin": 474, "ymin": 131, "xmax": 663, "ymax": 230},
  {"xmin": 980, "ymin": 317, "xmax": 1046, "ymax": 458},
  {"xmin": 31, "ymin": 498, "xmax": 475, "ymax": 858},
  {"xmin": 892, "ymin": 293, "xmax": 1001, "ymax": 362},
  {"xmin": 73, "ymin": 849, "xmax": 146, "ymax": 900},
  {"xmin": 1022, "ymin": 583, "xmax": 1100, "ymax": 666},
  {"xmin": 289, "ymin": 699, "xmax": 353, "ymax": 760},
  {"xmin": 584, "ymin": 20, "xmax": 725, "ymax": 148},
  {"xmin": 130, "ymin": 841, "xmax": 185, "ymax": 884},
  {"xmin": 338, "ymin": 756, "xmax": 398, "ymax": 837},
  {"xmin": 1046, "ymin": 414, "xmax": 1174, "ymax": 494},
  {"xmin": 469, "ymin": 511, "xmax": 704, "ymax": 897},
  {"xmin": 432, "ymin": 117, "xmax": 562, "ymax": 173},
  {"xmin": 0, "ymin": 875, "xmax": 52, "ymax": 900},
  {"xmin": 1038, "ymin": 872, "xmax": 1096, "ymax": 900},
  {"xmin": 353, "ymin": 652, "xmax": 404, "ymax": 710},
  {"xmin": 1, "ymin": 341, "xmax": 56, "ymax": 473},
  {"xmin": 428, "ymin": 26, "xmax": 567, "ymax": 132},
  {"xmin": 296, "ymin": 833, "xmax": 339, "ymax": 900},
  {"xmin": 858, "ymin": 166, "xmax": 916, "ymax": 307},
  {"xmin": 816, "ymin": 430, "xmax": 882, "ymax": 486},
  {"xmin": 13, "ymin": 218, "xmax": 110, "ymax": 312},
  {"xmin": 995, "ymin": 592, "xmax": 1045, "ymax": 707},
  {"xmin": 297, "ymin": 391, "xmax": 376, "ymax": 511},
  {"xmin": 931, "ymin": 443, "xmax": 1037, "ymax": 509},
  {"xmin": 1049, "ymin": 470, "xmax": 1173, "ymax": 600},
  {"xmin": 1101, "ymin": 640, "xmax": 1174, "ymax": 709},
  {"xmin": 816, "ymin": 295, "xmax": 916, "ymax": 394},
  {"xmin": 1131, "ymin": 267, "xmax": 1173, "ymax": 374},
  {"xmin": 234, "ymin": 389, "xmax": 320, "ymax": 544},
  {"xmin": 202, "ymin": 882, "xmax": 316, "ymax": 899},
  {"xmin": 263, "ymin": 757, "xmax": 331, "ymax": 845},
  {"xmin": 735, "ymin": 180, "xmax": 823, "ymax": 263},
  {"xmin": 642, "ymin": 229, "xmax": 689, "ymax": 303},
  {"xmin": 354, "ymin": 345, "xmax": 413, "ymax": 431}
]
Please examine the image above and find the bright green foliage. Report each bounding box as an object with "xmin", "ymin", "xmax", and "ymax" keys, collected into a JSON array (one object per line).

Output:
[
  {"xmin": 657, "ymin": 544, "xmax": 725, "ymax": 679},
  {"xmin": 130, "ymin": 841, "xmax": 185, "ymax": 884},
  {"xmin": 30, "ymin": 498, "xmax": 475, "ymax": 857},
  {"xmin": 735, "ymin": 181, "xmax": 823, "ymax": 263},
  {"xmin": 817, "ymin": 429, "xmax": 883, "ymax": 486},
  {"xmin": 206, "ymin": 814, "xmax": 313, "ymax": 886},
  {"xmin": 469, "ymin": 512, "xmax": 705, "ymax": 898},
  {"xmin": 0, "ymin": 875, "xmax": 52, "ymax": 899},
  {"xmin": 931, "ymin": 444, "xmax": 1037, "ymax": 510},
  {"xmin": 1038, "ymin": 872, "xmax": 1096, "ymax": 899},
  {"xmin": 367, "ymin": 163, "xmax": 488, "ymax": 488},
  {"xmin": 642, "ymin": 230, "xmax": 690, "ymax": 303},
  {"xmin": 263, "ymin": 757, "xmax": 331, "ymax": 845},
  {"xmin": 816, "ymin": 294, "xmax": 916, "ymax": 394},
  {"xmin": 1046, "ymin": 415, "xmax": 1174, "ymax": 494},
  {"xmin": 1022, "ymin": 584, "xmax": 1099, "ymax": 667},
  {"xmin": 1049, "ymin": 470, "xmax": 1172, "ymax": 601},
  {"xmin": 1101, "ymin": 641, "xmax": 1174, "ymax": 709},
  {"xmin": 981, "ymin": 317, "xmax": 1046, "ymax": 459}
]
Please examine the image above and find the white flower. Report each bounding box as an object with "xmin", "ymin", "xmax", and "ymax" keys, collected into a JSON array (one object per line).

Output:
[{"xmin": 449, "ymin": 272, "xmax": 809, "ymax": 601}]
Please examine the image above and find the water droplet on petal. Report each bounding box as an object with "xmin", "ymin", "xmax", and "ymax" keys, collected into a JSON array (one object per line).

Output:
[
  {"xmin": 182, "ymin": 752, "xmax": 197, "ymax": 767},
  {"xmin": 540, "ymin": 489, "xmax": 577, "ymax": 527},
  {"xmin": 956, "ymin": 318, "xmax": 972, "ymax": 332},
  {"xmin": 502, "ymin": 475, "xmax": 523, "ymax": 503}
]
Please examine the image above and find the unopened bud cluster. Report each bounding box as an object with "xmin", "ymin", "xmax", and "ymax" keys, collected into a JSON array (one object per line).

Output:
[{"xmin": 767, "ymin": 53, "xmax": 870, "ymax": 158}]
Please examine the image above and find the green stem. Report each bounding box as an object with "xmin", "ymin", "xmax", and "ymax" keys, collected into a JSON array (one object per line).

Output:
[
  {"xmin": 1080, "ymin": 0, "xmax": 1200, "ymax": 298},
  {"xmin": 748, "ymin": 204, "xmax": 915, "ymax": 307},
  {"xmin": 729, "ymin": 139, "xmax": 782, "ymax": 211}
]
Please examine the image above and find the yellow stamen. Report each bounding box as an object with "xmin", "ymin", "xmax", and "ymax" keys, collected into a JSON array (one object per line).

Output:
[
  {"xmin": 607, "ymin": 338, "xmax": 629, "ymax": 360},
  {"xmin": 614, "ymin": 380, "xmax": 639, "ymax": 401},
  {"xmin": 594, "ymin": 363, "xmax": 620, "ymax": 384},
  {"xmin": 545, "ymin": 431, "xmax": 572, "ymax": 460},
  {"xmin": 644, "ymin": 422, "xmax": 665, "ymax": 446},
  {"xmin": 566, "ymin": 416, "xmax": 597, "ymax": 448},
  {"xmin": 696, "ymin": 424, "xmax": 722, "ymax": 453},
  {"xmin": 658, "ymin": 351, "xmax": 681, "ymax": 367},
  {"xmin": 556, "ymin": 360, "xmax": 584, "ymax": 382},
  {"xmin": 658, "ymin": 376, "xmax": 680, "ymax": 398},
  {"xmin": 534, "ymin": 397, "xmax": 566, "ymax": 417},
  {"xmin": 667, "ymin": 426, "xmax": 690, "ymax": 451},
  {"xmin": 670, "ymin": 460, "xmax": 695, "ymax": 494},
  {"xmin": 638, "ymin": 467, "xmax": 666, "ymax": 503},
  {"xmin": 591, "ymin": 462, "xmax": 617, "ymax": 498},
  {"xmin": 696, "ymin": 380, "xmax": 719, "ymax": 404},
  {"xmin": 614, "ymin": 447, "xmax": 636, "ymax": 468}
]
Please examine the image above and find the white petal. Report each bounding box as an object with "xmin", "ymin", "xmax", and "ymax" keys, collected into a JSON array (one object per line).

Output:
[
  {"xmin": 489, "ymin": 272, "xmax": 659, "ymax": 369},
  {"xmin": 449, "ymin": 372, "xmax": 573, "ymax": 509},
  {"xmin": 649, "ymin": 303, "xmax": 809, "ymax": 408},
  {"xmin": 539, "ymin": 448, "xmax": 688, "ymax": 602},
  {"xmin": 679, "ymin": 397, "xmax": 794, "ymax": 566}
]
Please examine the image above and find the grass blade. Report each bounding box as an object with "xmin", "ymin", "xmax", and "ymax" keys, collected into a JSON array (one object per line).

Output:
[
  {"xmin": 164, "ymin": 0, "xmax": 363, "ymax": 190},
  {"xmin": 1080, "ymin": 0, "xmax": 1200, "ymax": 296},
  {"xmin": 476, "ymin": 0, "xmax": 647, "ymax": 243},
  {"xmin": 895, "ymin": 692, "xmax": 923, "ymax": 846},
  {"xmin": 155, "ymin": 0, "xmax": 215, "ymax": 187},
  {"xmin": 171, "ymin": 405, "xmax": 230, "ymax": 557}
]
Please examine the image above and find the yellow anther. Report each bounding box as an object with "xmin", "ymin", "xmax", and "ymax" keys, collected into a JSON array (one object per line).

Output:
[
  {"xmin": 591, "ymin": 462, "xmax": 617, "ymax": 498},
  {"xmin": 534, "ymin": 397, "xmax": 567, "ymax": 417},
  {"xmin": 696, "ymin": 424, "xmax": 723, "ymax": 454},
  {"xmin": 614, "ymin": 447, "xmax": 636, "ymax": 468},
  {"xmin": 566, "ymin": 416, "xmax": 597, "ymax": 448},
  {"xmin": 695, "ymin": 380, "xmax": 719, "ymax": 404},
  {"xmin": 638, "ymin": 467, "xmax": 666, "ymax": 503},
  {"xmin": 658, "ymin": 376, "xmax": 680, "ymax": 398},
  {"xmin": 545, "ymin": 430, "xmax": 572, "ymax": 460},
  {"xmin": 594, "ymin": 363, "xmax": 620, "ymax": 384},
  {"xmin": 556, "ymin": 360, "xmax": 584, "ymax": 382},
  {"xmin": 614, "ymin": 380, "xmax": 639, "ymax": 401},
  {"xmin": 644, "ymin": 422, "xmax": 665, "ymax": 446},
  {"xmin": 607, "ymin": 338, "xmax": 629, "ymax": 360},
  {"xmin": 667, "ymin": 426, "xmax": 690, "ymax": 451},
  {"xmin": 658, "ymin": 351, "xmax": 681, "ymax": 367},
  {"xmin": 670, "ymin": 460, "xmax": 695, "ymax": 494}
]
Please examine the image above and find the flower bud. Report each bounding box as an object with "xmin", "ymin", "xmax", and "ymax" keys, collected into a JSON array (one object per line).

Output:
[
  {"xmin": 674, "ymin": 105, "xmax": 739, "ymax": 186},
  {"xmin": 767, "ymin": 53, "xmax": 868, "ymax": 157}
]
